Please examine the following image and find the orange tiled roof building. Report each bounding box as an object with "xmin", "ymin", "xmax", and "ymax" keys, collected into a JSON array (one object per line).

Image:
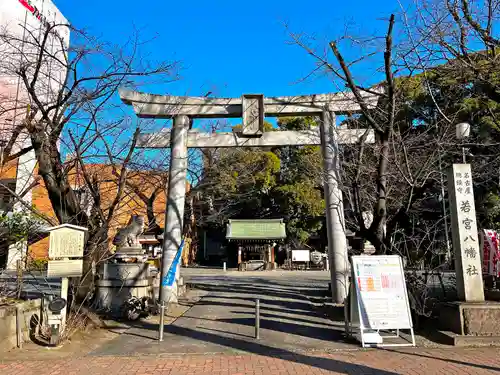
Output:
[{"xmin": 0, "ymin": 159, "xmax": 196, "ymax": 268}]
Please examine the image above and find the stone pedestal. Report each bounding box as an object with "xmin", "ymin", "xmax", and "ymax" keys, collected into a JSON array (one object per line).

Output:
[
  {"xmin": 113, "ymin": 246, "xmax": 145, "ymax": 261},
  {"xmin": 241, "ymin": 260, "xmax": 265, "ymax": 271},
  {"xmin": 438, "ymin": 301, "xmax": 500, "ymax": 336},
  {"xmin": 95, "ymin": 263, "xmax": 151, "ymax": 314},
  {"xmin": 101, "ymin": 263, "xmax": 149, "ymax": 280}
]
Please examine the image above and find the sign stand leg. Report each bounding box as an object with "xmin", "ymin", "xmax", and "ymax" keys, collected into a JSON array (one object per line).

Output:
[
  {"xmin": 410, "ymin": 328, "xmax": 416, "ymax": 347},
  {"xmin": 360, "ymin": 328, "xmax": 366, "ymax": 348}
]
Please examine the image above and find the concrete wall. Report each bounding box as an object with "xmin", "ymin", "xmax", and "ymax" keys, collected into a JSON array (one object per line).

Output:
[{"xmin": 0, "ymin": 299, "xmax": 41, "ymax": 352}]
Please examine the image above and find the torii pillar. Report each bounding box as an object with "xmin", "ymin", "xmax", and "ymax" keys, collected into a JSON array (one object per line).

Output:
[{"xmin": 120, "ymin": 90, "xmax": 378, "ymax": 304}]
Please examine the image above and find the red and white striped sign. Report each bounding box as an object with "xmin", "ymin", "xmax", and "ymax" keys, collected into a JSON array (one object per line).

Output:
[{"xmin": 481, "ymin": 229, "xmax": 500, "ymax": 276}]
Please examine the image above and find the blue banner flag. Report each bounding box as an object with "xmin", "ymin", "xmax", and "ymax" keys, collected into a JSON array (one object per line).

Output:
[{"xmin": 161, "ymin": 239, "xmax": 185, "ymax": 287}]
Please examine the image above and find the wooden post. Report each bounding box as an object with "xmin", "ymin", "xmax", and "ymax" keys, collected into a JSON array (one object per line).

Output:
[
  {"xmin": 46, "ymin": 224, "xmax": 88, "ymax": 336},
  {"xmin": 60, "ymin": 275, "xmax": 69, "ymax": 329},
  {"xmin": 16, "ymin": 259, "xmax": 23, "ymax": 300}
]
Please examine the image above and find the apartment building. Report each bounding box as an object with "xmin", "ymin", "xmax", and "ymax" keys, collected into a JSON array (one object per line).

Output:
[{"xmin": 0, "ymin": 0, "xmax": 69, "ymax": 269}]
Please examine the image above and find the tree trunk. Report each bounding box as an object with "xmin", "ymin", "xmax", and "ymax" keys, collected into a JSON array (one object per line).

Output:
[
  {"xmin": 372, "ymin": 133, "xmax": 390, "ymax": 254},
  {"xmin": 73, "ymin": 224, "xmax": 110, "ymax": 303},
  {"xmin": 30, "ymin": 130, "xmax": 112, "ymax": 303},
  {"xmin": 30, "ymin": 131, "xmax": 86, "ymax": 225}
]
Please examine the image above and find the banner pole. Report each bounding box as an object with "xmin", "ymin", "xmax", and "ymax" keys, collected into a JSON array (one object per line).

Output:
[{"xmin": 158, "ymin": 238, "xmax": 184, "ymax": 342}]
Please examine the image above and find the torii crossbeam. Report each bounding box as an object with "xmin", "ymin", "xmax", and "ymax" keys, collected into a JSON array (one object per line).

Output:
[{"xmin": 119, "ymin": 89, "xmax": 377, "ymax": 307}]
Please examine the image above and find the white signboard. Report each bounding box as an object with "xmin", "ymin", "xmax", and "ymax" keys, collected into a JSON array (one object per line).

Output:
[
  {"xmin": 351, "ymin": 255, "xmax": 412, "ymax": 330},
  {"xmin": 47, "ymin": 259, "xmax": 83, "ymax": 277},
  {"xmin": 291, "ymin": 250, "xmax": 310, "ymax": 262},
  {"xmin": 48, "ymin": 224, "xmax": 87, "ymax": 258},
  {"xmin": 448, "ymin": 164, "xmax": 485, "ymax": 302},
  {"xmin": 348, "ymin": 255, "xmax": 415, "ymax": 347}
]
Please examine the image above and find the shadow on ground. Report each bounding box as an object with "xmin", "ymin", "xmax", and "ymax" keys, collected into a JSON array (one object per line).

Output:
[
  {"xmin": 92, "ymin": 277, "xmax": 354, "ymax": 353},
  {"xmin": 88, "ymin": 274, "xmax": 496, "ymax": 374},
  {"xmin": 142, "ymin": 321, "xmax": 399, "ymax": 375}
]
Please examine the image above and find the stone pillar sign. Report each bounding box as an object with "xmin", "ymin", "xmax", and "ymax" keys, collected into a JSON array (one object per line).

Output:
[{"xmin": 448, "ymin": 164, "xmax": 485, "ymax": 302}]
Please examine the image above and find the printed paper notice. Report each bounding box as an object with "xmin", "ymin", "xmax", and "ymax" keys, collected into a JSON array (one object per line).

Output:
[{"xmin": 352, "ymin": 255, "xmax": 412, "ymax": 330}]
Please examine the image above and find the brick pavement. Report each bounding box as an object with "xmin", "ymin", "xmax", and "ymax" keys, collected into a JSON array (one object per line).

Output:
[{"xmin": 1, "ymin": 347, "xmax": 500, "ymax": 375}]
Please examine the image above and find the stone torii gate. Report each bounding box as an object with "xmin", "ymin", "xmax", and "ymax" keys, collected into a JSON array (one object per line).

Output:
[{"xmin": 119, "ymin": 90, "xmax": 377, "ymax": 304}]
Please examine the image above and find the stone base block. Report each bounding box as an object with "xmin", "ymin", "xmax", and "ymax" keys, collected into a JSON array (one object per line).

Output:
[
  {"xmin": 453, "ymin": 334, "xmax": 500, "ymax": 346},
  {"xmin": 438, "ymin": 301, "xmax": 500, "ymax": 336},
  {"xmin": 95, "ymin": 279, "xmax": 151, "ymax": 314},
  {"xmin": 240, "ymin": 260, "xmax": 265, "ymax": 271},
  {"xmin": 0, "ymin": 299, "xmax": 41, "ymax": 352},
  {"xmin": 114, "ymin": 246, "xmax": 145, "ymax": 257},
  {"xmin": 101, "ymin": 263, "xmax": 150, "ymax": 280},
  {"xmin": 434, "ymin": 330, "xmax": 500, "ymax": 347}
]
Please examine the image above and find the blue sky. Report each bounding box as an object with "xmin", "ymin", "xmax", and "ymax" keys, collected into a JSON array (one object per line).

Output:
[
  {"xmin": 55, "ymin": 0, "xmax": 409, "ymax": 167},
  {"xmin": 55, "ymin": 0, "xmax": 405, "ymax": 99}
]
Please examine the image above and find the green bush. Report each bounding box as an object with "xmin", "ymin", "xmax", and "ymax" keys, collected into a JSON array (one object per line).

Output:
[{"xmin": 26, "ymin": 258, "xmax": 48, "ymax": 271}]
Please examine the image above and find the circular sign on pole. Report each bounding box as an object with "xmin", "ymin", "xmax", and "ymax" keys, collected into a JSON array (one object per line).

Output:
[{"xmin": 48, "ymin": 297, "xmax": 67, "ymax": 313}]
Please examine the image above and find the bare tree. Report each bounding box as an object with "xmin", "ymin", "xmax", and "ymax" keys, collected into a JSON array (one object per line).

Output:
[
  {"xmin": 0, "ymin": 21, "xmax": 179, "ymax": 298},
  {"xmin": 288, "ymin": 13, "xmax": 467, "ymax": 266},
  {"xmin": 287, "ymin": 0, "xmax": 500, "ymax": 273},
  {"xmin": 121, "ymin": 165, "xmax": 169, "ymax": 237}
]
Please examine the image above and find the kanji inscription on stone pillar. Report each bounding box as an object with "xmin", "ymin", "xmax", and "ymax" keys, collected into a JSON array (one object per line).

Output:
[
  {"xmin": 241, "ymin": 94, "xmax": 264, "ymax": 136},
  {"xmin": 448, "ymin": 164, "xmax": 485, "ymax": 302}
]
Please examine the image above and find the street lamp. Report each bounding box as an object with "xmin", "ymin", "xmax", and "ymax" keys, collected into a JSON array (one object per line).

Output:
[
  {"xmin": 441, "ymin": 122, "xmax": 471, "ymax": 265},
  {"xmin": 456, "ymin": 122, "xmax": 471, "ymax": 163}
]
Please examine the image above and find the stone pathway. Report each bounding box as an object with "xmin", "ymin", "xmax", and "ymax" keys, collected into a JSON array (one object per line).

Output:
[
  {"xmin": 2, "ymin": 348, "xmax": 500, "ymax": 374},
  {"xmin": 92, "ymin": 274, "xmax": 354, "ymax": 356}
]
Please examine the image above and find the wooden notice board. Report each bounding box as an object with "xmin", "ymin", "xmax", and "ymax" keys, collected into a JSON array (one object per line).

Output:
[{"xmin": 347, "ymin": 255, "xmax": 415, "ymax": 347}]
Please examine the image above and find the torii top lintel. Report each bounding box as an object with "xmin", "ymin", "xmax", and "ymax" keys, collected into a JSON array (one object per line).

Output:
[
  {"xmin": 119, "ymin": 89, "xmax": 378, "ymax": 119},
  {"xmin": 119, "ymin": 89, "xmax": 379, "ymax": 148}
]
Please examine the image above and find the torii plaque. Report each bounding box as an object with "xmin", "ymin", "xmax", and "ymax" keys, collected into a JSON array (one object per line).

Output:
[{"xmin": 120, "ymin": 89, "xmax": 378, "ymax": 304}]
